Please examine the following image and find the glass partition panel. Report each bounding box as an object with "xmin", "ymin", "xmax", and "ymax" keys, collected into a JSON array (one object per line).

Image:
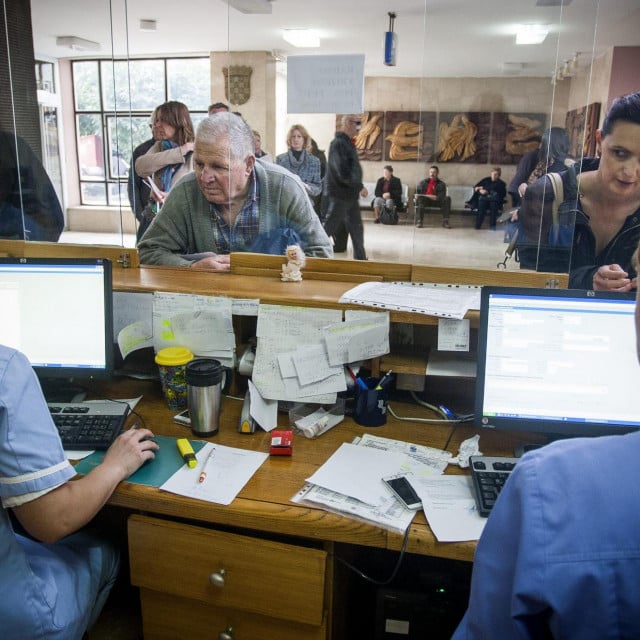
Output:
[
  {"xmin": 19, "ymin": 0, "xmax": 637, "ymax": 269},
  {"xmin": 167, "ymin": 58, "xmax": 211, "ymax": 111}
]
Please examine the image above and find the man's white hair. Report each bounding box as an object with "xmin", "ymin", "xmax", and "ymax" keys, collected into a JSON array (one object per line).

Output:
[{"xmin": 197, "ymin": 112, "xmax": 254, "ymax": 162}]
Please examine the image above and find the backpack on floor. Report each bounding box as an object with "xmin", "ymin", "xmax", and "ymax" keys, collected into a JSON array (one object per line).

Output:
[{"xmin": 379, "ymin": 207, "xmax": 398, "ymax": 225}]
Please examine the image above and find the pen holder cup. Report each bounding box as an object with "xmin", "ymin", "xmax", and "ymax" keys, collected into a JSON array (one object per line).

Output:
[
  {"xmin": 353, "ymin": 377, "xmax": 388, "ymax": 427},
  {"xmin": 155, "ymin": 346, "xmax": 195, "ymax": 410}
]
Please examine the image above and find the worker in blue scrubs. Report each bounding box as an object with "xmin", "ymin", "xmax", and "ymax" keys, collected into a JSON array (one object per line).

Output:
[
  {"xmin": 0, "ymin": 345, "xmax": 158, "ymax": 640},
  {"xmin": 452, "ymin": 254, "xmax": 640, "ymax": 636}
]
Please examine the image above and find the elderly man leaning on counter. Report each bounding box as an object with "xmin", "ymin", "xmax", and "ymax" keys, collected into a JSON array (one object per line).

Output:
[{"xmin": 138, "ymin": 112, "xmax": 333, "ymax": 271}]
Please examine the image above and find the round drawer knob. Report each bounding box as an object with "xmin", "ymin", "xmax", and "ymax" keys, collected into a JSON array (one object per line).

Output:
[
  {"xmin": 219, "ymin": 626, "xmax": 234, "ymax": 640},
  {"xmin": 209, "ymin": 568, "xmax": 226, "ymax": 587}
]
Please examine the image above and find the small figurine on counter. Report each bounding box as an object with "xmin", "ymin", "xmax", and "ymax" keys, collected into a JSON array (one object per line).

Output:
[{"xmin": 281, "ymin": 244, "xmax": 306, "ymax": 282}]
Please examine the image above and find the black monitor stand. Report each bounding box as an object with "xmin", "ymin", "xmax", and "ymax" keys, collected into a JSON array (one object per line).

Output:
[{"xmin": 39, "ymin": 378, "xmax": 87, "ymax": 403}]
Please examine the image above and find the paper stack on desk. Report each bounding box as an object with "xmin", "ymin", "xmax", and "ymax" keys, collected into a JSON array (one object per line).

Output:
[{"xmin": 292, "ymin": 434, "xmax": 452, "ymax": 534}]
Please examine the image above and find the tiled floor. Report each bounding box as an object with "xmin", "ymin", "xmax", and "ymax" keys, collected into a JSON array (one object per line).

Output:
[{"xmin": 60, "ymin": 210, "xmax": 518, "ymax": 271}]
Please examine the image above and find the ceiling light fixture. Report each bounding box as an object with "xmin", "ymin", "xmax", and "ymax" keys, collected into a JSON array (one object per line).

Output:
[
  {"xmin": 515, "ymin": 24, "xmax": 549, "ymax": 45},
  {"xmin": 139, "ymin": 19, "xmax": 157, "ymax": 32},
  {"xmin": 55, "ymin": 36, "xmax": 101, "ymax": 51},
  {"xmin": 223, "ymin": 0, "xmax": 273, "ymax": 14},
  {"xmin": 282, "ymin": 29, "xmax": 320, "ymax": 48}
]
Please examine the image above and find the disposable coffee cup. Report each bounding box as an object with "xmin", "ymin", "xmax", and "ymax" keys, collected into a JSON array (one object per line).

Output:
[
  {"xmin": 186, "ymin": 358, "xmax": 232, "ymax": 436},
  {"xmin": 155, "ymin": 346, "xmax": 194, "ymax": 410}
]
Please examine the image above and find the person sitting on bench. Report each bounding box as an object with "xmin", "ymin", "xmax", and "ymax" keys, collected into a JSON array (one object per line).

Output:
[
  {"xmin": 414, "ymin": 165, "xmax": 452, "ymax": 229},
  {"xmin": 466, "ymin": 166, "xmax": 507, "ymax": 229}
]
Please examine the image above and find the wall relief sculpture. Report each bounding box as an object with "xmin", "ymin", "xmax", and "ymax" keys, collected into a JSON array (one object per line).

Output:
[
  {"xmin": 436, "ymin": 112, "xmax": 491, "ymax": 163},
  {"xmin": 566, "ymin": 103, "xmax": 601, "ymax": 159},
  {"xmin": 491, "ymin": 112, "xmax": 546, "ymax": 164},
  {"xmin": 383, "ymin": 111, "xmax": 436, "ymax": 162}
]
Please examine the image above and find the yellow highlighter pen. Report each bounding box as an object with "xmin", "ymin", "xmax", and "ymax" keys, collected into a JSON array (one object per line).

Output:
[{"xmin": 176, "ymin": 438, "xmax": 197, "ymax": 469}]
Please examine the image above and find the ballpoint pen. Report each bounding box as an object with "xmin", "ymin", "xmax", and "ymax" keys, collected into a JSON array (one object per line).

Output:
[
  {"xmin": 198, "ymin": 446, "xmax": 216, "ymax": 483},
  {"xmin": 376, "ymin": 370, "xmax": 393, "ymax": 390},
  {"xmin": 346, "ymin": 365, "xmax": 368, "ymax": 390}
]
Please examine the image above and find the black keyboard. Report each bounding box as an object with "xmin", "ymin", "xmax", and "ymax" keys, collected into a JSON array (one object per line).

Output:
[
  {"xmin": 48, "ymin": 401, "xmax": 130, "ymax": 450},
  {"xmin": 470, "ymin": 455, "xmax": 518, "ymax": 517}
]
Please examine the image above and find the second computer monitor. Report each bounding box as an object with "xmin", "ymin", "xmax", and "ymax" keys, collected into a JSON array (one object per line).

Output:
[{"xmin": 475, "ymin": 286, "xmax": 640, "ymax": 439}]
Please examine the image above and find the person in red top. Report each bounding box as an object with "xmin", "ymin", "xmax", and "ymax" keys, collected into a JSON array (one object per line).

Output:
[{"xmin": 414, "ymin": 165, "xmax": 452, "ymax": 228}]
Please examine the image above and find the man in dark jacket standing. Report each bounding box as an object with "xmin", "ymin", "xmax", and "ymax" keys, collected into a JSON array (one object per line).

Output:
[{"xmin": 323, "ymin": 115, "xmax": 368, "ymax": 260}]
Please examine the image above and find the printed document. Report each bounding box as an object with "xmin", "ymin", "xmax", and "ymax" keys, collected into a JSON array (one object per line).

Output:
[
  {"xmin": 339, "ymin": 281, "xmax": 481, "ymax": 319},
  {"xmin": 411, "ymin": 475, "xmax": 486, "ymax": 542}
]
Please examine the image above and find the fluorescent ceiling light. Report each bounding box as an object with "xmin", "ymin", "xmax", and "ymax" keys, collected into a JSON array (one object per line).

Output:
[
  {"xmin": 282, "ymin": 29, "xmax": 320, "ymax": 48},
  {"xmin": 515, "ymin": 25, "xmax": 549, "ymax": 45},
  {"xmin": 55, "ymin": 36, "xmax": 100, "ymax": 51}
]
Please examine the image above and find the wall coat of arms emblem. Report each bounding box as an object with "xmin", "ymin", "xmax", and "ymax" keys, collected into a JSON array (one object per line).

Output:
[{"xmin": 223, "ymin": 65, "xmax": 253, "ymax": 106}]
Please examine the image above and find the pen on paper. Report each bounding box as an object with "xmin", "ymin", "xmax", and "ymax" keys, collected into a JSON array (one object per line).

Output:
[{"xmin": 198, "ymin": 447, "xmax": 216, "ymax": 483}]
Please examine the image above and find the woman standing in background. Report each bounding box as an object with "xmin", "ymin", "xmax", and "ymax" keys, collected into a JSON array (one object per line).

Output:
[
  {"xmin": 276, "ymin": 124, "xmax": 322, "ymax": 201},
  {"xmin": 135, "ymin": 101, "xmax": 195, "ymax": 237}
]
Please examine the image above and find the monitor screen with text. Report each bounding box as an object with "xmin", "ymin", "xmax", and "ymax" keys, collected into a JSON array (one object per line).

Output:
[{"xmin": 475, "ymin": 287, "xmax": 640, "ymax": 438}]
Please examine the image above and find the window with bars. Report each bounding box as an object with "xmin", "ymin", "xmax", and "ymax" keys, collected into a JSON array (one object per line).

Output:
[{"xmin": 72, "ymin": 57, "xmax": 210, "ymax": 206}]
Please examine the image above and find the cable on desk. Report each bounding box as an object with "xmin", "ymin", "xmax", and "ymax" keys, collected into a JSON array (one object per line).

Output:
[
  {"xmin": 332, "ymin": 523, "xmax": 411, "ymax": 586},
  {"xmin": 387, "ymin": 402, "xmax": 473, "ymax": 425},
  {"xmin": 105, "ymin": 397, "xmax": 147, "ymax": 430}
]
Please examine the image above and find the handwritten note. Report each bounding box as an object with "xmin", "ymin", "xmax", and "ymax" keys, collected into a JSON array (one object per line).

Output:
[{"xmin": 160, "ymin": 443, "xmax": 268, "ymax": 506}]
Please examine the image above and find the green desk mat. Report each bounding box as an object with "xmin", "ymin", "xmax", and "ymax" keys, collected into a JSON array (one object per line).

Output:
[{"xmin": 74, "ymin": 435, "xmax": 206, "ymax": 487}]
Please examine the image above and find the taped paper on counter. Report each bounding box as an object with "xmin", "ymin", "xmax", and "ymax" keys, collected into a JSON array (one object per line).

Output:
[{"xmin": 117, "ymin": 322, "xmax": 153, "ymax": 359}]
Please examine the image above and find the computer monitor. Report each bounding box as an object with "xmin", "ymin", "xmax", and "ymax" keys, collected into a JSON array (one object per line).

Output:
[
  {"xmin": 475, "ymin": 286, "xmax": 640, "ymax": 440},
  {"xmin": 0, "ymin": 257, "xmax": 113, "ymax": 400}
]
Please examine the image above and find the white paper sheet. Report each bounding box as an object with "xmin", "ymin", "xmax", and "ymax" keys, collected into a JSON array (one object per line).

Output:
[
  {"xmin": 437, "ymin": 318, "xmax": 470, "ymax": 351},
  {"xmin": 160, "ymin": 442, "xmax": 268, "ymax": 505},
  {"xmin": 117, "ymin": 321, "xmax": 153, "ymax": 359},
  {"xmin": 411, "ymin": 475, "xmax": 486, "ymax": 542},
  {"xmin": 152, "ymin": 292, "xmax": 235, "ymax": 360},
  {"xmin": 248, "ymin": 379, "xmax": 278, "ymax": 432},
  {"xmin": 253, "ymin": 304, "xmax": 342, "ymax": 403},
  {"xmin": 305, "ymin": 442, "xmax": 430, "ymax": 507},
  {"xmin": 323, "ymin": 314, "xmax": 390, "ymax": 365},
  {"xmin": 339, "ymin": 281, "xmax": 481, "ymax": 320}
]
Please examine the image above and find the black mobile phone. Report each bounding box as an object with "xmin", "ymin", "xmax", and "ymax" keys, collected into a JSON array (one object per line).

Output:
[
  {"xmin": 382, "ymin": 474, "xmax": 422, "ymax": 510},
  {"xmin": 173, "ymin": 409, "xmax": 191, "ymax": 426}
]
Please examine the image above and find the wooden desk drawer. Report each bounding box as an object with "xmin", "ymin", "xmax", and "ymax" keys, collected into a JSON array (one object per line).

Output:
[
  {"xmin": 128, "ymin": 514, "xmax": 326, "ymax": 626},
  {"xmin": 139, "ymin": 588, "xmax": 327, "ymax": 640}
]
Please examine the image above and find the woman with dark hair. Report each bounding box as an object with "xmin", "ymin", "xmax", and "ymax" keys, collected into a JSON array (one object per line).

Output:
[
  {"xmin": 508, "ymin": 126, "xmax": 574, "ymax": 207},
  {"xmin": 517, "ymin": 91, "xmax": 640, "ymax": 289},
  {"xmin": 134, "ymin": 101, "xmax": 195, "ymax": 236}
]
